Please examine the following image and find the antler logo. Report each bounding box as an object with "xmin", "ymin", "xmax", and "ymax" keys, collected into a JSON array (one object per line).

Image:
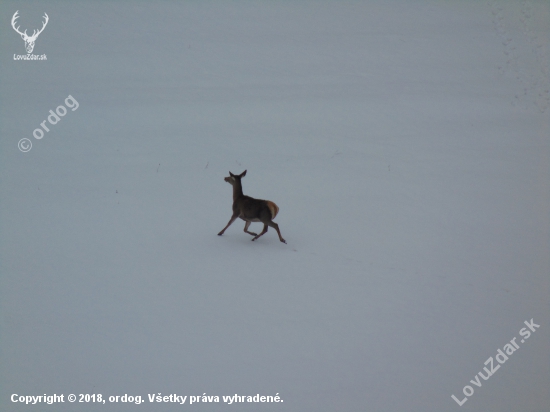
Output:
[{"xmin": 11, "ymin": 10, "xmax": 49, "ymax": 54}]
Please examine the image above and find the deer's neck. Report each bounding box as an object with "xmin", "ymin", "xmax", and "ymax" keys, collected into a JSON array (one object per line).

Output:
[{"xmin": 232, "ymin": 181, "xmax": 244, "ymax": 202}]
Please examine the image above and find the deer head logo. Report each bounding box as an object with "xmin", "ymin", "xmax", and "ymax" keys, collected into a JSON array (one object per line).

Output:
[{"xmin": 11, "ymin": 11, "xmax": 49, "ymax": 54}]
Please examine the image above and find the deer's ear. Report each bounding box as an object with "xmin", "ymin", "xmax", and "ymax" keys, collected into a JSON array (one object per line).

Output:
[
  {"xmin": 240, "ymin": 170, "xmax": 247, "ymax": 178},
  {"xmin": 229, "ymin": 171, "xmax": 235, "ymax": 177}
]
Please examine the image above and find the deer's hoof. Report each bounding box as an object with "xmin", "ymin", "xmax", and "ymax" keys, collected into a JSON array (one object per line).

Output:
[
  {"xmin": 217, "ymin": 233, "xmax": 223, "ymax": 236},
  {"xmin": 281, "ymin": 239, "xmax": 287, "ymax": 244}
]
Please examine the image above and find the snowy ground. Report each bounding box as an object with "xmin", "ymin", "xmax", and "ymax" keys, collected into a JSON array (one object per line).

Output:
[{"xmin": 1, "ymin": 1, "xmax": 549, "ymax": 411}]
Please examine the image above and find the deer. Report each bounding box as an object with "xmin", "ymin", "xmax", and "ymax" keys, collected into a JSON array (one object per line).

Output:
[
  {"xmin": 218, "ymin": 170, "xmax": 286, "ymax": 243},
  {"xmin": 11, "ymin": 11, "xmax": 49, "ymax": 54}
]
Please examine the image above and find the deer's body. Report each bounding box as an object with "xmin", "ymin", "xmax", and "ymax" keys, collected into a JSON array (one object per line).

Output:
[{"xmin": 218, "ymin": 170, "xmax": 286, "ymax": 243}]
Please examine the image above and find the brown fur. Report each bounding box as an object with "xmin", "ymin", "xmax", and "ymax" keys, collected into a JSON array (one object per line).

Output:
[
  {"xmin": 217, "ymin": 170, "xmax": 286, "ymax": 243},
  {"xmin": 266, "ymin": 201, "xmax": 279, "ymax": 219}
]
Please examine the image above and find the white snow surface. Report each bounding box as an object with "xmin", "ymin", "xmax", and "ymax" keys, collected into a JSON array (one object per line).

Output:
[{"xmin": 1, "ymin": 1, "xmax": 549, "ymax": 411}]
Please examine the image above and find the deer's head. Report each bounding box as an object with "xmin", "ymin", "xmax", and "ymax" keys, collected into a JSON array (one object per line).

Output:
[
  {"xmin": 11, "ymin": 11, "xmax": 49, "ymax": 54},
  {"xmin": 224, "ymin": 170, "xmax": 247, "ymax": 185}
]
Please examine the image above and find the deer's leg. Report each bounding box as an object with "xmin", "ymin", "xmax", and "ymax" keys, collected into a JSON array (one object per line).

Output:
[
  {"xmin": 251, "ymin": 224, "xmax": 268, "ymax": 241},
  {"xmin": 267, "ymin": 221, "xmax": 286, "ymax": 243},
  {"xmin": 243, "ymin": 221, "xmax": 258, "ymax": 236},
  {"xmin": 218, "ymin": 214, "xmax": 238, "ymax": 236}
]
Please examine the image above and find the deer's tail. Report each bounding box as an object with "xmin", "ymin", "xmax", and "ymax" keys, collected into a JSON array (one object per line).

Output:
[{"xmin": 266, "ymin": 201, "xmax": 279, "ymax": 219}]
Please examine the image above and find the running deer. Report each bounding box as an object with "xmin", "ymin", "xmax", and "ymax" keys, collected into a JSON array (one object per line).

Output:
[{"xmin": 218, "ymin": 170, "xmax": 286, "ymax": 243}]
